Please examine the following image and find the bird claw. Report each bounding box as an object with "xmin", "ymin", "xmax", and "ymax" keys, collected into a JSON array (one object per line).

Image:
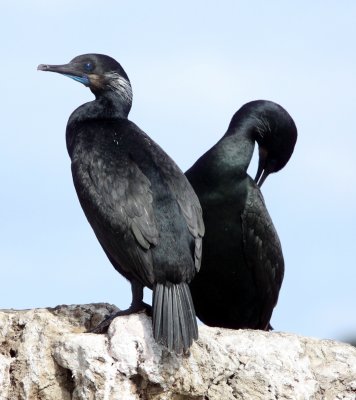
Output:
[{"xmin": 89, "ymin": 302, "xmax": 152, "ymax": 334}]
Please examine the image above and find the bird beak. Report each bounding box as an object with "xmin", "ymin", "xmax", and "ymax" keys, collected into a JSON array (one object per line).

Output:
[
  {"xmin": 254, "ymin": 146, "xmax": 269, "ymax": 188},
  {"xmin": 255, "ymin": 169, "xmax": 269, "ymax": 188},
  {"xmin": 37, "ymin": 63, "xmax": 90, "ymax": 86}
]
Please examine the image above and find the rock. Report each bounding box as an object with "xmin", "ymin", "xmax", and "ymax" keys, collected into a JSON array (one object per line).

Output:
[{"xmin": 0, "ymin": 304, "xmax": 355, "ymax": 399}]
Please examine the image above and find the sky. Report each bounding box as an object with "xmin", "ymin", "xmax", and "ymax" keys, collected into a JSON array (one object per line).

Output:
[{"xmin": 1, "ymin": 1, "xmax": 355, "ymax": 343}]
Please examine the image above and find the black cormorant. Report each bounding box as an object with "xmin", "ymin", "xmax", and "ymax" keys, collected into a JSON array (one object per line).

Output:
[
  {"xmin": 186, "ymin": 100, "xmax": 297, "ymax": 330},
  {"xmin": 38, "ymin": 54, "xmax": 204, "ymax": 354}
]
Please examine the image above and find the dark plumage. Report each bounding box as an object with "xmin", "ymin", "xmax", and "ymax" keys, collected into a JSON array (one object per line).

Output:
[
  {"xmin": 38, "ymin": 54, "xmax": 204, "ymax": 354},
  {"xmin": 186, "ymin": 100, "xmax": 297, "ymax": 330}
]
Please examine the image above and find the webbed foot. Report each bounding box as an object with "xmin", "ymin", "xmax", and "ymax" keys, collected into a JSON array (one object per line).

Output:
[{"xmin": 89, "ymin": 302, "xmax": 152, "ymax": 333}]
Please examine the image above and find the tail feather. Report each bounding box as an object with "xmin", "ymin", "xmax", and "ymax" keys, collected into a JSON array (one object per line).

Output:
[
  {"xmin": 153, "ymin": 282, "xmax": 198, "ymax": 354},
  {"xmin": 171, "ymin": 284, "xmax": 182, "ymax": 352},
  {"xmin": 153, "ymin": 283, "xmax": 163, "ymax": 340},
  {"xmin": 175, "ymin": 283, "xmax": 189, "ymax": 351},
  {"xmin": 182, "ymin": 282, "xmax": 198, "ymax": 341},
  {"xmin": 166, "ymin": 286, "xmax": 173, "ymax": 350}
]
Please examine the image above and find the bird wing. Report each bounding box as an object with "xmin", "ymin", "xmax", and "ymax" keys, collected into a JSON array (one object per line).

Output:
[
  {"xmin": 73, "ymin": 154, "xmax": 159, "ymax": 286},
  {"xmin": 171, "ymin": 174, "xmax": 205, "ymax": 272},
  {"xmin": 157, "ymin": 153, "xmax": 205, "ymax": 272},
  {"xmin": 241, "ymin": 183, "xmax": 284, "ymax": 325}
]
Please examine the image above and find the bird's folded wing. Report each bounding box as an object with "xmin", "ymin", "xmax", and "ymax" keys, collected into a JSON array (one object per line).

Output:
[
  {"xmin": 241, "ymin": 185, "xmax": 284, "ymax": 307},
  {"xmin": 158, "ymin": 156, "xmax": 205, "ymax": 271},
  {"xmin": 73, "ymin": 156, "xmax": 159, "ymax": 285}
]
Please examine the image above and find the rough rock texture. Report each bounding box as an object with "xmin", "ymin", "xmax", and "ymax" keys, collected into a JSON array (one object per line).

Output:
[{"xmin": 0, "ymin": 304, "xmax": 355, "ymax": 400}]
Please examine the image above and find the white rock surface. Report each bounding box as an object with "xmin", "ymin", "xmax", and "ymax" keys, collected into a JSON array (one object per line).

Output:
[{"xmin": 0, "ymin": 304, "xmax": 355, "ymax": 399}]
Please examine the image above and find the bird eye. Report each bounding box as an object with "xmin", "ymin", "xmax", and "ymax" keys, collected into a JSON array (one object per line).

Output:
[{"xmin": 84, "ymin": 62, "xmax": 94, "ymax": 73}]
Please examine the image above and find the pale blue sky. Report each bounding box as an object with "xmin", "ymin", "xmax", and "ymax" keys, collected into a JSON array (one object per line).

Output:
[{"xmin": 1, "ymin": 1, "xmax": 355, "ymax": 342}]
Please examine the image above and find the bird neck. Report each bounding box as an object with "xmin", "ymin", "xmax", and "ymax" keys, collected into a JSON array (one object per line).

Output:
[
  {"xmin": 66, "ymin": 91, "xmax": 132, "ymax": 158},
  {"xmin": 213, "ymin": 125, "xmax": 255, "ymax": 174},
  {"xmin": 94, "ymin": 90, "xmax": 132, "ymax": 118},
  {"xmin": 68, "ymin": 90, "xmax": 132, "ymax": 125}
]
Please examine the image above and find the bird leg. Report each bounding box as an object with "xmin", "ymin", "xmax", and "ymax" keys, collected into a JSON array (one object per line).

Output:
[{"xmin": 89, "ymin": 281, "xmax": 152, "ymax": 334}]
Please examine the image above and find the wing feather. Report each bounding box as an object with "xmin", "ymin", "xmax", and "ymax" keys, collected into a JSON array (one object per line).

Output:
[
  {"xmin": 241, "ymin": 184, "xmax": 284, "ymax": 322},
  {"xmin": 72, "ymin": 152, "xmax": 159, "ymax": 286},
  {"xmin": 146, "ymin": 142, "xmax": 205, "ymax": 271}
]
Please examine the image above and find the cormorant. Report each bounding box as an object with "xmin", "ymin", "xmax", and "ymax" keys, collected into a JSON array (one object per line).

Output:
[
  {"xmin": 186, "ymin": 100, "xmax": 297, "ymax": 330},
  {"xmin": 38, "ymin": 54, "xmax": 204, "ymax": 354}
]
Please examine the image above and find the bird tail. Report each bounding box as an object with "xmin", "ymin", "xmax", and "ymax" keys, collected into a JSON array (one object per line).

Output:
[{"xmin": 152, "ymin": 282, "xmax": 198, "ymax": 354}]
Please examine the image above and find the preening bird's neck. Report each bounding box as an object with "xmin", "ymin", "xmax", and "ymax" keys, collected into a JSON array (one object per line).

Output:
[
  {"xmin": 213, "ymin": 123, "xmax": 256, "ymax": 174},
  {"xmin": 186, "ymin": 125, "xmax": 256, "ymax": 188}
]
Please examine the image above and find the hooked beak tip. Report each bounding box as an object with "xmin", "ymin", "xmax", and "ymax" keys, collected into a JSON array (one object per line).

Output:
[
  {"xmin": 255, "ymin": 146, "xmax": 269, "ymax": 187},
  {"xmin": 255, "ymin": 169, "xmax": 269, "ymax": 188},
  {"xmin": 37, "ymin": 64, "xmax": 48, "ymax": 71}
]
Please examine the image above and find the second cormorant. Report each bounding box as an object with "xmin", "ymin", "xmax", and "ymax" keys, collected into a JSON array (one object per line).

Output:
[
  {"xmin": 186, "ymin": 100, "xmax": 297, "ymax": 330},
  {"xmin": 38, "ymin": 54, "xmax": 204, "ymax": 354}
]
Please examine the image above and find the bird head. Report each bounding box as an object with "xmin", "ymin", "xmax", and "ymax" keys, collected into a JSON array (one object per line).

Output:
[
  {"xmin": 38, "ymin": 54, "xmax": 132, "ymax": 112},
  {"xmin": 251, "ymin": 101, "xmax": 298, "ymax": 187}
]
